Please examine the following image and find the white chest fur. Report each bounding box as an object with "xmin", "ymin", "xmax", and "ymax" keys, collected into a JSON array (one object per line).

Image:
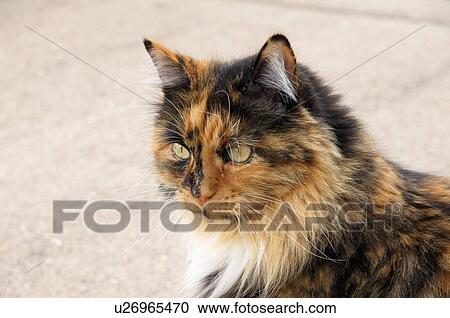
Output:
[{"xmin": 184, "ymin": 233, "xmax": 266, "ymax": 297}]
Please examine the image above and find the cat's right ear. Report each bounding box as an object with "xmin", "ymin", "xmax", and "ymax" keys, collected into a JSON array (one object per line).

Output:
[{"xmin": 143, "ymin": 38, "xmax": 190, "ymax": 89}]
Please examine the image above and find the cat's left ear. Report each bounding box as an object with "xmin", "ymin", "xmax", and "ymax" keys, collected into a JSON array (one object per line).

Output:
[
  {"xmin": 251, "ymin": 34, "xmax": 298, "ymax": 102},
  {"xmin": 143, "ymin": 38, "xmax": 190, "ymax": 89}
]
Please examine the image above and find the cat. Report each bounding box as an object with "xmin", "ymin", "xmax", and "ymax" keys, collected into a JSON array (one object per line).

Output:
[{"xmin": 144, "ymin": 34, "xmax": 449, "ymax": 297}]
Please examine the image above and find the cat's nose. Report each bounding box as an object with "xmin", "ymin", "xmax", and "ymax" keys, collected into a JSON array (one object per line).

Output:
[
  {"xmin": 195, "ymin": 189, "xmax": 216, "ymax": 205},
  {"xmin": 198, "ymin": 193, "xmax": 215, "ymax": 205}
]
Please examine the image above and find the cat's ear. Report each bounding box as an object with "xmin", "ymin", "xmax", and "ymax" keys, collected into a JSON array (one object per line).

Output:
[
  {"xmin": 143, "ymin": 38, "xmax": 190, "ymax": 89},
  {"xmin": 251, "ymin": 34, "xmax": 298, "ymax": 102}
]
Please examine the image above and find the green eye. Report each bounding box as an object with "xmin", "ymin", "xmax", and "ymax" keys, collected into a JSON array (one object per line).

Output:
[
  {"xmin": 228, "ymin": 145, "xmax": 253, "ymax": 164},
  {"xmin": 171, "ymin": 143, "xmax": 190, "ymax": 160}
]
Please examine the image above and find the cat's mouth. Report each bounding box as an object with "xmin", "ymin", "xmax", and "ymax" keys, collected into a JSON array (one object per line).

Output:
[
  {"xmin": 196, "ymin": 199, "xmax": 266, "ymax": 226},
  {"xmin": 176, "ymin": 188, "xmax": 230, "ymax": 207},
  {"xmin": 174, "ymin": 188, "xmax": 271, "ymax": 223},
  {"xmin": 201, "ymin": 200, "xmax": 239, "ymax": 217}
]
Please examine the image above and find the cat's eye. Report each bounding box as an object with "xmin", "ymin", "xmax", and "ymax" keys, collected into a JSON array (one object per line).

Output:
[
  {"xmin": 171, "ymin": 143, "xmax": 190, "ymax": 160},
  {"xmin": 227, "ymin": 145, "xmax": 253, "ymax": 164}
]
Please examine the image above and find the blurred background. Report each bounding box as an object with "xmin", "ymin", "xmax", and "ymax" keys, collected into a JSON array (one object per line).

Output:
[{"xmin": 0, "ymin": 0, "xmax": 449, "ymax": 297}]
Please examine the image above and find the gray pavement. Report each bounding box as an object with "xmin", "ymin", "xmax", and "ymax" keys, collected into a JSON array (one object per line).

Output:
[{"xmin": 0, "ymin": 0, "xmax": 449, "ymax": 297}]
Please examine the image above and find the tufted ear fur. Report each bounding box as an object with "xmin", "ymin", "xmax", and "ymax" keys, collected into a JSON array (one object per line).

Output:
[
  {"xmin": 251, "ymin": 34, "xmax": 298, "ymax": 103},
  {"xmin": 143, "ymin": 38, "xmax": 190, "ymax": 89}
]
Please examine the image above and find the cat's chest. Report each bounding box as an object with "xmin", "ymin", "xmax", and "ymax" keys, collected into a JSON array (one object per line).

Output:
[{"xmin": 185, "ymin": 235, "xmax": 264, "ymax": 297}]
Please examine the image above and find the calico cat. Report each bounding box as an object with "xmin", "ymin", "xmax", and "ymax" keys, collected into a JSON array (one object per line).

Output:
[{"xmin": 144, "ymin": 34, "xmax": 450, "ymax": 297}]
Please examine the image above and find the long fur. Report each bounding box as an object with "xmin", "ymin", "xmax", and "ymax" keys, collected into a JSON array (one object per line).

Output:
[{"xmin": 145, "ymin": 34, "xmax": 450, "ymax": 297}]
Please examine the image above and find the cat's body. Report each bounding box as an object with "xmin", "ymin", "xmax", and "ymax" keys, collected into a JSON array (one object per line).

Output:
[{"xmin": 145, "ymin": 34, "xmax": 450, "ymax": 297}]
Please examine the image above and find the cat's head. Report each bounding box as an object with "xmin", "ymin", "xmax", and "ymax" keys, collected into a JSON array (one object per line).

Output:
[{"xmin": 145, "ymin": 34, "xmax": 341, "ymax": 216}]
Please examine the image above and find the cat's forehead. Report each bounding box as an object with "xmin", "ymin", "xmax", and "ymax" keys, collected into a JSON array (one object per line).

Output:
[
  {"xmin": 172, "ymin": 61, "xmax": 252, "ymax": 144},
  {"xmin": 181, "ymin": 94, "xmax": 237, "ymax": 147}
]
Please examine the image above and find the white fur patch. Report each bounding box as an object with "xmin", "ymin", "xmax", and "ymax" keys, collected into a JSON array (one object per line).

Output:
[
  {"xmin": 185, "ymin": 233, "xmax": 265, "ymax": 297},
  {"xmin": 258, "ymin": 50, "xmax": 297, "ymax": 102}
]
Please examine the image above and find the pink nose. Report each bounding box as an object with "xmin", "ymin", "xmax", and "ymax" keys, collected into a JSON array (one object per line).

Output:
[{"xmin": 197, "ymin": 191, "xmax": 216, "ymax": 205}]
